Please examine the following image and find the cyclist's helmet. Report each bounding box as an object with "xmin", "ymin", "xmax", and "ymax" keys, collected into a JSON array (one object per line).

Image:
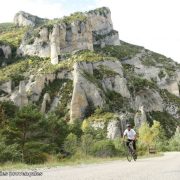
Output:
[{"xmin": 126, "ymin": 123, "xmax": 131, "ymax": 128}]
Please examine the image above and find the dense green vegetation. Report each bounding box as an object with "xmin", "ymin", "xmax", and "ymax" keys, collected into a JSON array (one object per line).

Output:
[
  {"xmin": 147, "ymin": 111, "xmax": 179, "ymax": 138},
  {"xmin": 0, "ymin": 51, "xmax": 116, "ymax": 85},
  {"xmin": 0, "ymin": 14, "xmax": 179, "ymax": 168},
  {"xmin": 93, "ymin": 65, "xmax": 118, "ymax": 80},
  {"xmin": 1, "ymin": 102, "xmax": 179, "ymax": 166},
  {"xmin": 126, "ymin": 76, "xmax": 158, "ymax": 94},
  {"xmin": 160, "ymin": 89, "xmax": 180, "ymax": 107},
  {"xmin": 0, "ymin": 102, "xmax": 121, "ymax": 164},
  {"xmin": 95, "ymin": 41, "xmax": 143, "ymax": 60},
  {"xmin": 0, "ymin": 23, "xmax": 26, "ymax": 53},
  {"xmin": 0, "ymin": 56, "xmax": 49, "ymax": 85}
]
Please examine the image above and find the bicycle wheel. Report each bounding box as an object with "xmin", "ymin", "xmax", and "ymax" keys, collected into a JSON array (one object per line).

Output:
[
  {"xmin": 132, "ymin": 152, "xmax": 137, "ymax": 161},
  {"xmin": 127, "ymin": 148, "xmax": 133, "ymax": 162}
]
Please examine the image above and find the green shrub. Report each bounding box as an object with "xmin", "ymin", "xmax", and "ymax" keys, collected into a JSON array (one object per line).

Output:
[
  {"xmin": 0, "ymin": 24, "xmax": 26, "ymax": 48},
  {"xmin": 105, "ymin": 90, "xmax": 129, "ymax": 112},
  {"xmin": 45, "ymin": 114, "xmax": 69, "ymax": 152},
  {"xmin": 168, "ymin": 130, "xmax": 180, "ymax": 151},
  {"xmin": 0, "ymin": 141, "xmax": 21, "ymax": 163},
  {"xmin": 95, "ymin": 41, "xmax": 143, "ymax": 60},
  {"xmin": 148, "ymin": 111, "xmax": 179, "ymax": 138},
  {"xmin": 24, "ymin": 152, "xmax": 47, "ymax": 164},
  {"xmin": 63, "ymin": 133, "xmax": 78, "ymax": 154},
  {"xmin": 128, "ymin": 76, "xmax": 157, "ymax": 93},
  {"xmin": 81, "ymin": 134, "xmax": 94, "ymax": 155},
  {"xmin": 91, "ymin": 140, "xmax": 116, "ymax": 157},
  {"xmin": 137, "ymin": 141, "xmax": 148, "ymax": 156},
  {"xmin": 68, "ymin": 121, "xmax": 83, "ymax": 138},
  {"xmin": 158, "ymin": 70, "xmax": 166, "ymax": 79},
  {"xmin": 23, "ymin": 141, "xmax": 48, "ymax": 164},
  {"xmin": 113, "ymin": 138, "xmax": 126, "ymax": 156}
]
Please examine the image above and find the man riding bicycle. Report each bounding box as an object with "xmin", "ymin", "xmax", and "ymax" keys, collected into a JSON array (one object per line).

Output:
[{"xmin": 123, "ymin": 123, "xmax": 137, "ymax": 152}]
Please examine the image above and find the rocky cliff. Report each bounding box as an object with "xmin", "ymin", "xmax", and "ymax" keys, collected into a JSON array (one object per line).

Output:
[
  {"xmin": 0, "ymin": 7, "xmax": 179, "ymax": 139},
  {"xmin": 16, "ymin": 7, "xmax": 120, "ymax": 64}
]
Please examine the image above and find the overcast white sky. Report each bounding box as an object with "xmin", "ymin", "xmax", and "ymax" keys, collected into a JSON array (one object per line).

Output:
[{"xmin": 0, "ymin": 0, "xmax": 179, "ymax": 63}]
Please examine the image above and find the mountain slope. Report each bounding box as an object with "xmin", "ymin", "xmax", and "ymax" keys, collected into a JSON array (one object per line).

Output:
[{"xmin": 0, "ymin": 7, "xmax": 179, "ymax": 139}]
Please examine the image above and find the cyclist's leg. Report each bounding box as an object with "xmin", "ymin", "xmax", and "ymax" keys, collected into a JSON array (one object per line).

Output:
[
  {"xmin": 126, "ymin": 140, "xmax": 130, "ymax": 149},
  {"xmin": 133, "ymin": 140, "xmax": 136, "ymax": 151},
  {"xmin": 133, "ymin": 140, "xmax": 137, "ymax": 158}
]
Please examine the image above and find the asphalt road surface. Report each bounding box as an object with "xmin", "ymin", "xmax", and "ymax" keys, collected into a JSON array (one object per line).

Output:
[{"xmin": 1, "ymin": 152, "xmax": 180, "ymax": 180}]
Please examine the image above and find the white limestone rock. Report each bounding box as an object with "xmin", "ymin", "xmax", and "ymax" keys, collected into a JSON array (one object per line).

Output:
[
  {"xmin": 107, "ymin": 120, "xmax": 121, "ymax": 139},
  {"xmin": 41, "ymin": 93, "xmax": 51, "ymax": 113},
  {"xmin": 0, "ymin": 81, "xmax": 12, "ymax": 94},
  {"xmin": 0, "ymin": 45, "xmax": 12, "ymax": 59},
  {"xmin": 134, "ymin": 89, "xmax": 164, "ymax": 112},
  {"xmin": 70, "ymin": 62, "xmax": 105, "ymax": 122},
  {"xmin": 11, "ymin": 81, "xmax": 28, "ymax": 107},
  {"xmin": 134, "ymin": 106, "xmax": 147, "ymax": 128},
  {"xmin": 14, "ymin": 11, "xmax": 46, "ymax": 27}
]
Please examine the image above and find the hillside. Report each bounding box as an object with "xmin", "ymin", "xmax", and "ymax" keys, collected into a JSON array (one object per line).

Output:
[{"xmin": 0, "ymin": 7, "xmax": 179, "ymax": 164}]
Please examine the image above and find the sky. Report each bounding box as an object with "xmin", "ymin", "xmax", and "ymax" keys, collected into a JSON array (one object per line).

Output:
[{"xmin": 0, "ymin": 0, "xmax": 179, "ymax": 63}]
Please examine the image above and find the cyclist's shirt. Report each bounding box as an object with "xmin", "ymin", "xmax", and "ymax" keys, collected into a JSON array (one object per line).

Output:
[{"xmin": 123, "ymin": 129, "xmax": 136, "ymax": 140}]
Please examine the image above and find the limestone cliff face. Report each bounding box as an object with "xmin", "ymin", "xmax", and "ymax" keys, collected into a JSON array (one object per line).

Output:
[
  {"xmin": 0, "ymin": 7, "xmax": 179, "ymax": 139},
  {"xmin": 17, "ymin": 7, "xmax": 120, "ymax": 64},
  {"xmin": 122, "ymin": 50, "xmax": 180, "ymax": 97},
  {"xmin": 70, "ymin": 60, "xmax": 130, "ymax": 122},
  {"xmin": 14, "ymin": 11, "xmax": 47, "ymax": 27}
]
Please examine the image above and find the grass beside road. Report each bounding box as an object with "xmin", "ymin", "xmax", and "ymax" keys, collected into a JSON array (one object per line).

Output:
[{"xmin": 0, "ymin": 153, "xmax": 163, "ymax": 171}]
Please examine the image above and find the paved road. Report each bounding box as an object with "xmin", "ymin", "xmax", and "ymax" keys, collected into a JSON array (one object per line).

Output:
[{"xmin": 1, "ymin": 152, "xmax": 180, "ymax": 180}]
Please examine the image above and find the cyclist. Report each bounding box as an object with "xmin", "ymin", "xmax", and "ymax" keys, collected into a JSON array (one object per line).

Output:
[{"xmin": 123, "ymin": 123, "xmax": 137, "ymax": 152}]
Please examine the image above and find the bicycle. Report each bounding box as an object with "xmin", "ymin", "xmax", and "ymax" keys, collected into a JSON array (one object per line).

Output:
[{"xmin": 124, "ymin": 140, "xmax": 137, "ymax": 162}]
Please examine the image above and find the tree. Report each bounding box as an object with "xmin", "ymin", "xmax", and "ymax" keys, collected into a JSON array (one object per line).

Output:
[
  {"xmin": 68, "ymin": 120, "xmax": 83, "ymax": 138},
  {"xmin": 63, "ymin": 133, "xmax": 78, "ymax": 154},
  {"xmin": 2, "ymin": 104, "xmax": 48, "ymax": 163},
  {"xmin": 81, "ymin": 134, "xmax": 94, "ymax": 155},
  {"xmin": 138, "ymin": 120, "xmax": 162, "ymax": 152},
  {"xmin": 138, "ymin": 122, "xmax": 152, "ymax": 146},
  {"xmin": 169, "ymin": 127, "xmax": 180, "ymax": 151},
  {"xmin": 45, "ymin": 113, "xmax": 69, "ymax": 152}
]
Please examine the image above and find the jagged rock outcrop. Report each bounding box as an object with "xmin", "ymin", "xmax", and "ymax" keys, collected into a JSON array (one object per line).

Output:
[
  {"xmin": 134, "ymin": 106, "xmax": 147, "ymax": 128},
  {"xmin": 122, "ymin": 50, "xmax": 180, "ymax": 97},
  {"xmin": 41, "ymin": 93, "xmax": 51, "ymax": 113},
  {"xmin": 158, "ymin": 80, "xmax": 179, "ymax": 97},
  {"xmin": 17, "ymin": 7, "xmax": 120, "ymax": 64},
  {"xmin": 11, "ymin": 81, "xmax": 28, "ymax": 107},
  {"xmin": 0, "ymin": 6, "xmax": 179, "ymax": 139},
  {"xmin": 26, "ymin": 74, "xmax": 56, "ymax": 102},
  {"xmin": 134, "ymin": 89, "xmax": 164, "ymax": 112},
  {"xmin": 0, "ymin": 45, "xmax": 12, "ymax": 59},
  {"xmin": 70, "ymin": 62, "xmax": 105, "ymax": 122},
  {"xmin": 14, "ymin": 11, "xmax": 47, "ymax": 27},
  {"xmin": 107, "ymin": 120, "xmax": 121, "ymax": 139},
  {"xmin": 0, "ymin": 81, "xmax": 12, "ymax": 94},
  {"xmin": 70, "ymin": 59, "xmax": 130, "ymax": 122},
  {"xmin": 165, "ymin": 103, "xmax": 180, "ymax": 119}
]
